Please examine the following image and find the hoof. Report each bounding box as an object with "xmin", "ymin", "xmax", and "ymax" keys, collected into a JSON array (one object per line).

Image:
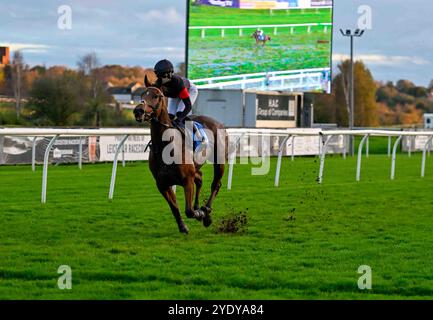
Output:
[
  {"xmin": 179, "ymin": 224, "xmax": 189, "ymax": 234},
  {"xmin": 203, "ymin": 214, "xmax": 212, "ymax": 228},
  {"xmin": 193, "ymin": 209, "xmax": 205, "ymax": 221},
  {"xmin": 186, "ymin": 211, "xmax": 195, "ymax": 219},
  {"xmin": 201, "ymin": 206, "xmax": 212, "ymax": 228},
  {"xmin": 200, "ymin": 206, "xmax": 212, "ymax": 214}
]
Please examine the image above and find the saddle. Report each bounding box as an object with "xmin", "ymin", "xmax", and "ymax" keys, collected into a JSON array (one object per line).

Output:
[{"xmin": 173, "ymin": 119, "xmax": 209, "ymax": 153}]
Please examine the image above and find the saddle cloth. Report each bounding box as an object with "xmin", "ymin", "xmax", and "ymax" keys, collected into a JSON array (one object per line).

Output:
[
  {"xmin": 174, "ymin": 121, "xmax": 209, "ymax": 152},
  {"xmin": 192, "ymin": 121, "xmax": 208, "ymax": 152}
]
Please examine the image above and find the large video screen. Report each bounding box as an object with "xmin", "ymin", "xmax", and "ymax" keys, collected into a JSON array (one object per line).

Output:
[{"xmin": 186, "ymin": 0, "xmax": 333, "ymax": 93}]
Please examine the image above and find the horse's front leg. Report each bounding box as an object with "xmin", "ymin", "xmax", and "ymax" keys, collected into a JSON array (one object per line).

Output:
[
  {"xmin": 184, "ymin": 176, "xmax": 205, "ymax": 221},
  {"xmin": 193, "ymin": 170, "xmax": 203, "ymax": 211},
  {"xmin": 158, "ymin": 185, "xmax": 189, "ymax": 234}
]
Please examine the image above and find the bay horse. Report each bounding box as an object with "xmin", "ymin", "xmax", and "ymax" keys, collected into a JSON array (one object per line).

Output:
[
  {"xmin": 252, "ymin": 31, "xmax": 271, "ymax": 46},
  {"xmin": 133, "ymin": 87, "xmax": 228, "ymax": 234}
]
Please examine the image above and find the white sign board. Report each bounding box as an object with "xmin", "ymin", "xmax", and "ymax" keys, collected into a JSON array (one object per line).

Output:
[
  {"xmin": 402, "ymin": 135, "xmax": 433, "ymax": 152},
  {"xmin": 285, "ymin": 130, "xmax": 345, "ymax": 156},
  {"xmin": 99, "ymin": 135, "xmax": 150, "ymax": 161}
]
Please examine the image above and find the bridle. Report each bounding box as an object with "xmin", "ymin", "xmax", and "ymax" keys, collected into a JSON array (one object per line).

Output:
[{"xmin": 140, "ymin": 86, "xmax": 164, "ymax": 121}]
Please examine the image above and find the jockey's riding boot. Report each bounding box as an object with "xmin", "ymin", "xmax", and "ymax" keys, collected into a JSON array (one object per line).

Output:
[{"xmin": 173, "ymin": 118, "xmax": 185, "ymax": 135}]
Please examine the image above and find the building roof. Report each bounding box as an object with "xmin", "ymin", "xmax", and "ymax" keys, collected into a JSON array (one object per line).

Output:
[
  {"xmin": 107, "ymin": 86, "xmax": 131, "ymax": 95},
  {"xmin": 131, "ymin": 87, "xmax": 146, "ymax": 97}
]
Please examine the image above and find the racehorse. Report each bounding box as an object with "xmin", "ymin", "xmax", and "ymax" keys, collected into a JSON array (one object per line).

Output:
[
  {"xmin": 133, "ymin": 87, "xmax": 228, "ymax": 234},
  {"xmin": 252, "ymin": 31, "xmax": 271, "ymax": 46}
]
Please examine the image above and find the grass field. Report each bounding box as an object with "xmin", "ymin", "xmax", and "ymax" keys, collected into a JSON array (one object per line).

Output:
[
  {"xmin": 1, "ymin": 152, "xmax": 433, "ymax": 299},
  {"xmin": 188, "ymin": 5, "xmax": 332, "ymax": 79}
]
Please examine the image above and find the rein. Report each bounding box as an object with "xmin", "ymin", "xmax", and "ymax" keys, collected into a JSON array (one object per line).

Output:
[{"xmin": 142, "ymin": 87, "xmax": 170, "ymax": 128}]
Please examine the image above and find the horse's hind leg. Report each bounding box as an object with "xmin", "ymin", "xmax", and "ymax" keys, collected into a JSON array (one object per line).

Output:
[
  {"xmin": 194, "ymin": 170, "xmax": 203, "ymax": 211},
  {"xmin": 158, "ymin": 185, "xmax": 189, "ymax": 234},
  {"xmin": 200, "ymin": 164, "xmax": 225, "ymax": 228}
]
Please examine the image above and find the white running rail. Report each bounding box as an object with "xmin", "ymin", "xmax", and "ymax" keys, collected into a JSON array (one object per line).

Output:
[{"xmin": 1, "ymin": 128, "xmax": 433, "ymax": 203}]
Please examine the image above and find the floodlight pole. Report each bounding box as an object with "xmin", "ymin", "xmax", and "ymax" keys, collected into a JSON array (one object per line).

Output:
[
  {"xmin": 350, "ymin": 34, "xmax": 354, "ymax": 140},
  {"xmin": 340, "ymin": 29, "xmax": 365, "ymax": 156}
]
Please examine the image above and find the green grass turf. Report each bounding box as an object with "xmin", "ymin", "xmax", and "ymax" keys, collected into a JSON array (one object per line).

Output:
[
  {"xmin": 188, "ymin": 30, "xmax": 331, "ymax": 79},
  {"xmin": 0, "ymin": 154, "xmax": 433, "ymax": 299},
  {"xmin": 188, "ymin": 5, "xmax": 332, "ymax": 79}
]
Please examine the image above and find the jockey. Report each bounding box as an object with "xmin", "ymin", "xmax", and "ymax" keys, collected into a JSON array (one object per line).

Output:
[
  {"xmin": 152, "ymin": 59, "xmax": 198, "ymax": 129},
  {"xmin": 257, "ymin": 28, "xmax": 264, "ymax": 40},
  {"xmin": 150, "ymin": 59, "xmax": 206, "ymax": 149}
]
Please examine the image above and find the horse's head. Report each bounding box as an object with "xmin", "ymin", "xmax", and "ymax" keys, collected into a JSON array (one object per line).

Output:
[{"xmin": 134, "ymin": 87, "xmax": 165, "ymax": 123}]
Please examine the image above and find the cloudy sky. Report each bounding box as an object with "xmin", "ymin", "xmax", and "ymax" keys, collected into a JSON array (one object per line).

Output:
[{"xmin": 1, "ymin": 0, "xmax": 432, "ymax": 86}]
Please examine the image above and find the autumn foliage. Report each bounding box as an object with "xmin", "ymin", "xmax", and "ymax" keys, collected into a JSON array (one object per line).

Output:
[{"xmin": 313, "ymin": 60, "xmax": 433, "ymax": 127}]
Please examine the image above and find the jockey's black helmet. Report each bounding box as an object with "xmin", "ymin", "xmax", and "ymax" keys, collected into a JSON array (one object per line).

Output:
[{"xmin": 154, "ymin": 59, "xmax": 174, "ymax": 79}]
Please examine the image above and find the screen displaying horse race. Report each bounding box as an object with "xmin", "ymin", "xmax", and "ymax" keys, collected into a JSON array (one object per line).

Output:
[{"xmin": 186, "ymin": 0, "xmax": 333, "ymax": 93}]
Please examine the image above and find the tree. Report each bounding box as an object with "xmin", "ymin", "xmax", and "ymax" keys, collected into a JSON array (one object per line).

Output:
[
  {"xmin": 11, "ymin": 51, "xmax": 25, "ymax": 119},
  {"xmin": 396, "ymin": 79, "xmax": 415, "ymax": 94},
  {"xmin": 332, "ymin": 60, "xmax": 378, "ymax": 127},
  {"xmin": 0, "ymin": 67, "xmax": 5, "ymax": 91},
  {"xmin": 77, "ymin": 53, "xmax": 112, "ymax": 127},
  {"xmin": 27, "ymin": 71, "xmax": 82, "ymax": 126},
  {"xmin": 77, "ymin": 52, "xmax": 100, "ymax": 76}
]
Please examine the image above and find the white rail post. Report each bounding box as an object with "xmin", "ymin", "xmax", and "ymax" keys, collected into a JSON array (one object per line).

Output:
[
  {"xmin": 201, "ymin": 29, "xmax": 205, "ymax": 39},
  {"xmin": 239, "ymin": 28, "xmax": 243, "ymax": 36},
  {"xmin": 221, "ymin": 29, "xmax": 225, "ymax": 37},
  {"xmin": 291, "ymin": 135, "xmax": 295, "ymax": 161},
  {"xmin": 41, "ymin": 135, "xmax": 59, "ymax": 204},
  {"xmin": 421, "ymin": 136, "xmax": 433, "ymax": 178},
  {"xmin": 408, "ymin": 136, "xmax": 412, "ymax": 157},
  {"xmin": 356, "ymin": 134, "xmax": 369, "ymax": 182},
  {"xmin": 78, "ymin": 137, "xmax": 83, "ymax": 170},
  {"xmin": 318, "ymin": 135, "xmax": 333, "ymax": 184},
  {"xmin": 342, "ymin": 135, "xmax": 347, "ymax": 159},
  {"xmin": 108, "ymin": 135, "xmax": 130, "ymax": 200},
  {"xmin": 227, "ymin": 133, "xmax": 244, "ymax": 191},
  {"xmin": 429, "ymin": 139, "xmax": 432, "ymax": 157},
  {"xmin": 274, "ymin": 135, "xmax": 290, "ymax": 187},
  {"xmin": 366, "ymin": 135, "xmax": 370, "ymax": 158},
  {"xmin": 227, "ymin": 152, "xmax": 235, "ymax": 191},
  {"xmin": 122, "ymin": 139, "xmax": 126, "ymax": 167},
  {"xmin": 273, "ymin": 27, "xmax": 277, "ymax": 35},
  {"xmin": 387, "ymin": 136, "xmax": 391, "ymax": 157},
  {"xmin": 390, "ymin": 135, "xmax": 403, "ymax": 180},
  {"xmin": 32, "ymin": 137, "xmax": 37, "ymax": 172}
]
